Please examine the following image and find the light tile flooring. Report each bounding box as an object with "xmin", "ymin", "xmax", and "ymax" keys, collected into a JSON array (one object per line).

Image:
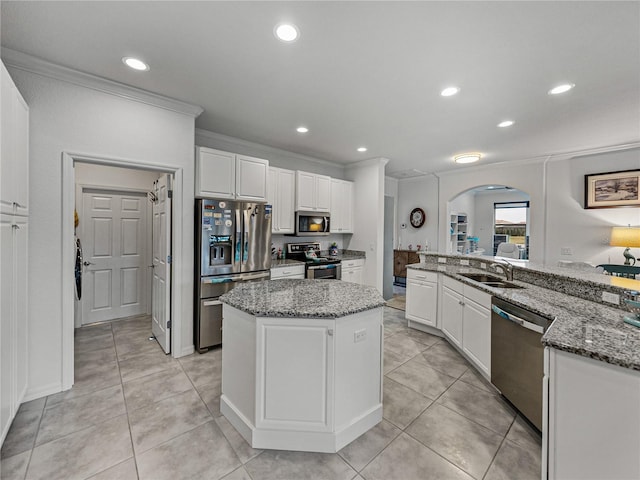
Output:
[{"xmin": 1, "ymin": 308, "xmax": 541, "ymax": 480}]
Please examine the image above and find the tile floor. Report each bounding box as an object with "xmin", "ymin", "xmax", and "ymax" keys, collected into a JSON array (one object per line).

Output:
[{"xmin": 1, "ymin": 308, "xmax": 541, "ymax": 480}]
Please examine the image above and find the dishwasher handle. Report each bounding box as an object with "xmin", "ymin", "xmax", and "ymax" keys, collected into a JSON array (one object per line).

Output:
[{"xmin": 492, "ymin": 305, "xmax": 544, "ymax": 334}]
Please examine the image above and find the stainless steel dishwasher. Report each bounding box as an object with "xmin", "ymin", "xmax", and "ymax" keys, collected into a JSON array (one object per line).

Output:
[{"xmin": 491, "ymin": 297, "xmax": 553, "ymax": 431}]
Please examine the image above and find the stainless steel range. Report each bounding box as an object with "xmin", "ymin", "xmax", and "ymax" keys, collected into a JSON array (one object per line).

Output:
[{"xmin": 286, "ymin": 242, "xmax": 341, "ymax": 280}]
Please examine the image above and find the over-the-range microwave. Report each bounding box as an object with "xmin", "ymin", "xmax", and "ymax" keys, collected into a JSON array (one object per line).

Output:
[{"xmin": 294, "ymin": 211, "xmax": 330, "ymax": 236}]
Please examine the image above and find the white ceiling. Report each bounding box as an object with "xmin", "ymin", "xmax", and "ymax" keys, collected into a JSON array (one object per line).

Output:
[{"xmin": 2, "ymin": 1, "xmax": 639, "ymax": 177}]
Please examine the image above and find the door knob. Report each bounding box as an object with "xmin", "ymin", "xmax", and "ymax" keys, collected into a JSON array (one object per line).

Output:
[{"xmin": 83, "ymin": 261, "xmax": 94, "ymax": 266}]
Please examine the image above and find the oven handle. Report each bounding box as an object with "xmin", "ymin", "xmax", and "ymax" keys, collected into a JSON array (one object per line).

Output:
[
  {"xmin": 491, "ymin": 305, "xmax": 544, "ymax": 334},
  {"xmin": 308, "ymin": 264, "xmax": 338, "ymax": 270},
  {"xmin": 203, "ymin": 300, "xmax": 223, "ymax": 307}
]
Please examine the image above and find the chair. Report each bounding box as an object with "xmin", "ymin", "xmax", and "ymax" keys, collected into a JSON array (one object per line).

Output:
[
  {"xmin": 495, "ymin": 242, "xmax": 520, "ymax": 259},
  {"xmin": 596, "ymin": 264, "xmax": 640, "ymax": 279}
]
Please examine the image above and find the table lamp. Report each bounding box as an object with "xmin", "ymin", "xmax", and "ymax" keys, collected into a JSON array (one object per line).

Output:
[{"xmin": 610, "ymin": 225, "xmax": 640, "ymax": 265}]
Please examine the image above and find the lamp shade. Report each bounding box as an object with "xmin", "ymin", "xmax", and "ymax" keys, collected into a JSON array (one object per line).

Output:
[{"xmin": 610, "ymin": 226, "xmax": 640, "ymax": 248}]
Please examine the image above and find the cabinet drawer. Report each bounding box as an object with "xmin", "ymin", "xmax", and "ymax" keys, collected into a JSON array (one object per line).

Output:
[
  {"xmin": 464, "ymin": 284, "xmax": 491, "ymax": 308},
  {"xmin": 341, "ymin": 258, "xmax": 364, "ymax": 269},
  {"xmin": 271, "ymin": 265, "xmax": 305, "ymax": 279},
  {"xmin": 407, "ymin": 268, "xmax": 437, "ymax": 282},
  {"xmin": 442, "ymin": 275, "xmax": 464, "ymax": 293}
]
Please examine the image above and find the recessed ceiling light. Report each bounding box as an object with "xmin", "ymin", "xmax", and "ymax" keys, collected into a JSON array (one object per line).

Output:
[
  {"xmin": 122, "ymin": 57, "xmax": 149, "ymax": 71},
  {"xmin": 441, "ymin": 86, "xmax": 460, "ymax": 97},
  {"xmin": 296, "ymin": 126, "xmax": 309, "ymax": 133},
  {"xmin": 453, "ymin": 152, "xmax": 482, "ymax": 164},
  {"xmin": 548, "ymin": 83, "xmax": 575, "ymax": 95},
  {"xmin": 357, "ymin": 147, "xmax": 367, "ymax": 152},
  {"xmin": 497, "ymin": 120, "xmax": 515, "ymax": 128},
  {"xmin": 274, "ymin": 23, "xmax": 299, "ymax": 42}
]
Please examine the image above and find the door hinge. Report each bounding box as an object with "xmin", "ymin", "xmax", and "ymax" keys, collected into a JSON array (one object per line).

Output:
[
  {"xmin": 167, "ymin": 320, "xmax": 172, "ymax": 329},
  {"xmin": 168, "ymin": 190, "xmax": 173, "ymax": 199},
  {"xmin": 167, "ymin": 255, "xmax": 172, "ymax": 264}
]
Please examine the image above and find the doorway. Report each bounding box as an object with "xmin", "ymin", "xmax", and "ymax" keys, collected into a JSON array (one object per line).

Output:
[{"xmin": 62, "ymin": 153, "xmax": 184, "ymax": 391}]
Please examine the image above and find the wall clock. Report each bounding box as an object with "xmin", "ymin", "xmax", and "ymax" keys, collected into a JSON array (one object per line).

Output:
[{"xmin": 410, "ymin": 207, "xmax": 426, "ymax": 228}]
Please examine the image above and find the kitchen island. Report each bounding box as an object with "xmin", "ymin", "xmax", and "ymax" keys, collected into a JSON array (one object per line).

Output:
[{"xmin": 219, "ymin": 279, "xmax": 385, "ymax": 453}]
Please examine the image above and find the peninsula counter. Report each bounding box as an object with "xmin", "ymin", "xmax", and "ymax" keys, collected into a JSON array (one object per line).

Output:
[{"xmin": 219, "ymin": 279, "xmax": 386, "ymax": 453}]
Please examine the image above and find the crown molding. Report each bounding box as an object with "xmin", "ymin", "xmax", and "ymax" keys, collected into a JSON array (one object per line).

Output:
[
  {"xmin": 1, "ymin": 48, "xmax": 204, "ymax": 118},
  {"xmin": 346, "ymin": 157, "xmax": 390, "ymax": 169},
  {"xmin": 195, "ymin": 128, "xmax": 345, "ymax": 169}
]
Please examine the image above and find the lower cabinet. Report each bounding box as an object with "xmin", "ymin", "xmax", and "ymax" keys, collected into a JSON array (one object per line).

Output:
[
  {"xmin": 405, "ymin": 269, "xmax": 438, "ymax": 328},
  {"xmin": 270, "ymin": 264, "xmax": 305, "ymax": 280},
  {"xmin": 440, "ymin": 276, "xmax": 491, "ymax": 377},
  {"xmin": 341, "ymin": 258, "xmax": 364, "ymax": 284},
  {"xmin": 545, "ymin": 348, "xmax": 640, "ymax": 479}
]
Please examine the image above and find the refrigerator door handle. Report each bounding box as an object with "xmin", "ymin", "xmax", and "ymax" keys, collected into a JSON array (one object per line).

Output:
[
  {"xmin": 235, "ymin": 208, "xmax": 242, "ymax": 264},
  {"xmin": 243, "ymin": 207, "xmax": 250, "ymax": 263}
]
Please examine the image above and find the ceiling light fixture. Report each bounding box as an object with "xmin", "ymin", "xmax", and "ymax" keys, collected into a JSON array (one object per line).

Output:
[
  {"xmin": 454, "ymin": 152, "xmax": 482, "ymax": 164},
  {"xmin": 357, "ymin": 147, "xmax": 367, "ymax": 152},
  {"xmin": 548, "ymin": 83, "xmax": 575, "ymax": 95},
  {"xmin": 274, "ymin": 23, "xmax": 299, "ymax": 42},
  {"xmin": 122, "ymin": 57, "xmax": 149, "ymax": 71},
  {"xmin": 440, "ymin": 86, "xmax": 460, "ymax": 97},
  {"xmin": 296, "ymin": 126, "xmax": 309, "ymax": 133},
  {"xmin": 497, "ymin": 120, "xmax": 515, "ymax": 128}
]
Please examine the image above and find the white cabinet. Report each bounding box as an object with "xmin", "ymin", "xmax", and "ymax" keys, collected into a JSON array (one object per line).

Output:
[
  {"xmin": 545, "ymin": 348, "xmax": 640, "ymax": 480},
  {"xmin": 1, "ymin": 62, "xmax": 29, "ymax": 446},
  {"xmin": 267, "ymin": 167, "xmax": 295, "ymax": 234},
  {"xmin": 440, "ymin": 276, "xmax": 491, "ymax": 376},
  {"xmin": 195, "ymin": 146, "xmax": 268, "ymax": 201},
  {"xmin": 295, "ymin": 171, "xmax": 331, "ymax": 212},
  {"xmin": 270, "ymin": 264, "xmax": 305, "ymax": 280},
  {"xmin": 1, "ymin": 63, "xmax": 29, "ymax": 216},
  {"xmin": 406, "ymin": 269, "xmax": 438, "ymax": 328},
  {"xmin": 330, "ymin": 179, "xmax": 354, "ymax": 233},
  {"xmin": 341, "ymin": 258, "xmax": 365, "ymax": 285}
]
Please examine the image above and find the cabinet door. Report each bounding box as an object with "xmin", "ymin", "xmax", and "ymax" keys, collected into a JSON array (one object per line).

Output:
[
  {"xmin": 277, "ymin": 169, "xmax": 295, "ymax": 234},
  {"xmin": 341, "ymin": 181, "xmax": 354, "ymax": 233},
  {"xmin": 0, "ymin": 215, "xmax": 15, "ymax": 440},
  {"xmin": 14, "ymin": 217, "xmax": 28, "ymax": 401},
  {"xmin": 406, "ymin": 279, "xmax": 438, "ymax": 327},
  {"xmin": 196, "ymin": 147, "xmax": 235, "ymax": 199},
  {"xmin": 236, "ymin": 155, "xmax": 268, "ymax": 201},
  {"xmin": 1, "ymin": 66, "xmax": 16, "ymax": 215},
  {"xmin": 296, "ymin": 171, "xmax": 316, "ymax": 211},
  {"xmin": 462, "ymin": 298, "xmax": 491, "ymax": 376},
  {"xmin": 316, "ymin": 175, "xmax": 331, "ymax": 212},
  {"xmin": 441, "ymin": 286, "xmax": 463, "ymax": 347},
  {"xmin": 330, "ymin": 179, "xmax": 343, "ymax": 232},
  {"xmin": 14, "ymin": 92, "xmax": 29, "ymax": 216},
  {"xmin": 257, "ymin": 319, "xmax": 334, "ymax": 432},
  {"xmin": 267, "ymin": 167, "xmax": 279, "ymax": 232}
]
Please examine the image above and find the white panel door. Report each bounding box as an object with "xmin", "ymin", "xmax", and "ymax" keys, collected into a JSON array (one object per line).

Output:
[
  {"xmin": 0, "ymin": 215, "xmax": 15, "ymax": 441},
  {"xmin": 441, "ymin": 286, "xmax": 463, "ymax": 348},
  {"xmin": 277, "ymin": 169, "xmax": 296, "ymax": 233},
  {"xmin": 236, "ymin": 155, "xmax": 268, "ymax": 201},
  {"xmin": 82, "ymin": 190, "xmax": 147, "ymax": 324},
  {"xmin": 152, "ymin": 174, "xmax": 171, "ymax": 353},
  {"xmin": 462, "ymin": 299, "xmax": 491, "ymax": 376},
  {"xmin": 315, "ymin": 175, "xmax": 331, "ymax": 212},
  {"xmin": 406, "ymin": 279, "xmax": 438, "ymax": 327}
]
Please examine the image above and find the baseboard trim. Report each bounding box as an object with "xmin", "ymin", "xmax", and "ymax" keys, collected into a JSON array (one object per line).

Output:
[{"xmin": 23, "ymin": 382, "xmax": 63, "ymax": 402}]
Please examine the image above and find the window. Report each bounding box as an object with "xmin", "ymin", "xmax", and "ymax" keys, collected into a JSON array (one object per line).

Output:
[{"xmin": 494, "ymin": 201, "xmax": 529, "ymax": 259}]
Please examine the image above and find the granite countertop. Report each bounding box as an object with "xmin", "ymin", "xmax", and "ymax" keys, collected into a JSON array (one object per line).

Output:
[
  {"xmin": 220, "ymin": 279, "xmax": 385, "ymax": 318},
  {"xmin": 408, "ymin": 263, "xmax": 640, "ymax": 371},
  {"xmin": 270, "ymin": 259, "xmax": 305, "ymax": 269}
]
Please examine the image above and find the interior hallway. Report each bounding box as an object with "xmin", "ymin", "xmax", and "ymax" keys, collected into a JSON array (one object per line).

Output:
[{"xmin": 1, "ymin": 309, "xmax": 540, "ymax": 480}]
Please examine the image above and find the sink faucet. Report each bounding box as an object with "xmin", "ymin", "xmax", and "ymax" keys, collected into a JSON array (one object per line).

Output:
[{"xmin": 491, "ymin": 260, "xmax": 514, "ymax": 281}]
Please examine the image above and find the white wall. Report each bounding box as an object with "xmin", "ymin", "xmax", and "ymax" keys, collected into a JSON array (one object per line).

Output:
[
  {"xmin": 545, "ymin": 148, "xmax": 640, "ymax": 266},
  {"xmin": 438, "ymin": 160, "xmax": 545, "ymax": 262},
  {"xmin": 473, "ymin": 189, "xmax": 530, "ymax": 254},
  {"xmin": 395, "ymin": 175, "xmax": 439, "ymax": 252},
  {"xmin": 346, "ymin": 158, "xmax": 388, "ymax": 292},
  {"xmin": 9, "ymin": 68, "xmax": 197, "ymax": 400}
]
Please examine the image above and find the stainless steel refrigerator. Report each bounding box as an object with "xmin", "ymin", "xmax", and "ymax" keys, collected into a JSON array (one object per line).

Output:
[{"xmin": 195, "ymin": 199, "xmax": 272, "ymax": 352}]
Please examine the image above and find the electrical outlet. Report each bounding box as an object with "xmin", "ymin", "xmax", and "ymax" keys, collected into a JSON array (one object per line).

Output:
[
  {"xmin": 602, "ymin": 291, "xmax": 620, "ymax": 305},
  {"xmin": 354, "ymin": 329, "xmax": 366, "ymax": 343},
  {"xmin": 560, "ymin": 247, "xmax": 573, "ymax": 256},
  {"xmin": 438, "ymin": 257, "xmax": 447, "ymax": 264},
  {"xmin": 480, "ymin": 263, "xmax": 487, "ymax": 270},
  {"xmin": 460, "ymin": 259, "xmax": 470, "ymax": 266}
]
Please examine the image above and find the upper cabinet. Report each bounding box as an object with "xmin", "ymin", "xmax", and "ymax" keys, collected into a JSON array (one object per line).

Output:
[
  {"xmin": 267, "ymin": 166, "xmax": 295, "ymax": 234},
  {"xmin": 295, "ymin": 171, "xmax": 330, "ymax": 212},
  {"xmin": 1, "ymin": 64, "xmax": 29, "ymax": 216},
  {"xmin": 195, "ymin": 146, "xmax": 268, "ymax": 201},
  {"xmin": 330, "ymin": 179, "xmax": 354, "ymax": 233}
]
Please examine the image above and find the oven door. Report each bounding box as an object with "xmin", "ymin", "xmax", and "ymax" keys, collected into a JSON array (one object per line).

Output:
[{"xmin": 307, "ymin": 263, "xmax": 341, "ymax": 280}]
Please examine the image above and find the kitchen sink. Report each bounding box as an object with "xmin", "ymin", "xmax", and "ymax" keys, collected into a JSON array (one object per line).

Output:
[{"xmin": 459, "ymin": 272, "xmax": 524, "ymax": 289}]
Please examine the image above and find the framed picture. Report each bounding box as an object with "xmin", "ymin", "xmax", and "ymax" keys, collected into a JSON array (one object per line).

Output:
[{"xmin": 584, "ymin": 170, "xmax": 640, "ymax": 209}]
